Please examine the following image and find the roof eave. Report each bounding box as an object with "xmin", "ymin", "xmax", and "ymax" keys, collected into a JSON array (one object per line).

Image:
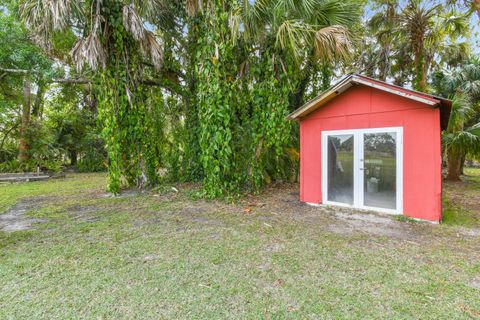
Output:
[
  {"xmin": 287, "ymin": 75, "xmax": 354, "ymax": 121},
  {"xmin": 288, "ymin": 74, "xmax": 448, "ymax": 121}
]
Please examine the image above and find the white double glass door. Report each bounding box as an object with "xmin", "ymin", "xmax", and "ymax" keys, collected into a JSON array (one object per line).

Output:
[{"xmin": 321, "ymin": 127, "xmax": 403, "ymax": 214}]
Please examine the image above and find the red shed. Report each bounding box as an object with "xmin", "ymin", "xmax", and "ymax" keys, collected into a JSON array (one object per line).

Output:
[{"xmin": 288, "ymin": 74, "xmax": 451, "ymax": 222}]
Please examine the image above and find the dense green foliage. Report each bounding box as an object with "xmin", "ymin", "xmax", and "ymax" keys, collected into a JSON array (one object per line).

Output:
[
  {"xmin": 0, "ymin": 4, "xmax": 103, "ymax": 173},
  {"xmin": 0, "ymin": 0, "xmax": 479, "ymax": 193},
  {"xmin": 0, "ymin": 8, "xmax": 52, "ymax": 168},
  {"xmin": 193, "ymin": 7, "xmax": 299, "ymax": 196},
  {"xmin": 433, "ymin": 58, "xmax": 480, "ymax": 179}
]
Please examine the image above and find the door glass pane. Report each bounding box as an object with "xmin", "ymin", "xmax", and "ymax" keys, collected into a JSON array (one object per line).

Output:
[
  {"xmin": 327, "ymin": 134, "xmax": 354, "ymax": 205},
  {"xmin": 363, "ymin": 132, "xmax": 397, "ymax": 209}
]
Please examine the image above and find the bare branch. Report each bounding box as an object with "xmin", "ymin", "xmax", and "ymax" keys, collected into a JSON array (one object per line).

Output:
[
  {"xmin": 0, "ymin": 67, "xmax": 30, "ymax": 74},
  {"xmin": 0, "ymin": 66, "xmax": 184, "ymax": 95},
  {"xmin": 0, "ymin": 123, "xmax": 19, "ymax": 151},
  {"xmin": 52, "ymin": 78, "xmax": 90, "ymax": 84}
]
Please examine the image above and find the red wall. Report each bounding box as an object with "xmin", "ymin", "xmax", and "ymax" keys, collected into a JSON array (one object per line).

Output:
[{"xmin": 299, "ymin": 85, "xmax": 442, "ymax": 221}]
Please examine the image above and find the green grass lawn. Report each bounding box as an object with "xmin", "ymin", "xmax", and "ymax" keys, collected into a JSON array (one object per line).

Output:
[
  {"xmin": 443, "ymin": 168, "xmax": 480, "ymax": 228},
  {"xmin": 0, "ymin": 173, "xmax": 479, "ymax": 319}
]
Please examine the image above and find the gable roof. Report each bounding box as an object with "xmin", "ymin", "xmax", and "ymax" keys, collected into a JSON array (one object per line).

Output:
[{"xmin": 288, "ymin": 74, "xmax": 452, "ymax": 130}]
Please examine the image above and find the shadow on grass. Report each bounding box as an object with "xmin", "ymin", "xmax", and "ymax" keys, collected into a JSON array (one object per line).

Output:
[
  {"xmin": 442, "ymin": 168, "xmax": 480, "ymax": 228},
  {"xmin": 442, "ymin": 197, "xmax": 478, "ymax": 227}
]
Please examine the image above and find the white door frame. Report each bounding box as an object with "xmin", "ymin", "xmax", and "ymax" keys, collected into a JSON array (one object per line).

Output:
[{"xmin": 321, "ymin": 127, "xmax": 403, "ymax": 215}]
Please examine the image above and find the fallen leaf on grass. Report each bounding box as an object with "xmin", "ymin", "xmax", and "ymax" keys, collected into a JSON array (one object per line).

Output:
[
  {"xmin": 247, "ymin": 202, "xmax": 266, "ymax": 208},
  {"xmin": 287, "ymin": 305, "xmax": 297, "ymax": 312}
]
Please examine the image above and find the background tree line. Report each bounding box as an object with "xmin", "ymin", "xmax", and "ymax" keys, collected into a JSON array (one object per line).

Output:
[{"xmin": 0, "ymin": 0, "xmax": 479, "ymax": 195}]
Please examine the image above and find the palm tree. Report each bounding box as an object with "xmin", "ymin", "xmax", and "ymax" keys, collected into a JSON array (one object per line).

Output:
[
  {"xmin": 447, "ymin": 0, "xmax": 480, "ymax": 19},
  {"xmin": 366, "ymin": 0, "xmax": 401, "ymax": 81},
  {"xmin": 228, "ymin": 0, "xmax": 360, "ymax": 107},
  {"xmin": 229, "ymin": 0, "xmax": 358, "ymax": 64},
  {"xmin": 19, "ymin": 0, "xmax": 164, "ymax": 72},
  {"xmin": 400, "ymin": 0, "xmax": 470, "ymax": 92},
  {"xmin": 435, "ymin": 58, "xmax": 480, "ymax": 180},
  {"xmin": 186, "ymin": 0, "xmax": 358, "ymax": 62},
  {"xmin": 19, "ymin": 0, "xmax": 170, "ymax": 191}
]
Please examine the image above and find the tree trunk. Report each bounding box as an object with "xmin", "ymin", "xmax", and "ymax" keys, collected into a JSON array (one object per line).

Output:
[
  {"xmin": 70, "ymin": 149, "xmax": 78, "ymax": 166},
  {"xmin": 18, "ymin": 78, "xmax": 31, "ymax": 163},
  {"xmin": 291, "ymin": 65, "xmax": 312, "ymax": 110},
  {"xmin": 413, "ymin": 52, "xmax": 428, "ymax": 92},
  {"xmin": 420, "ymin": 54, "xmax": 431, "ymax": 92},
  {"xmin": 320, "ymin": 64, "xmax": 332, "ymax": 91},
  {"xmin": 411, "ymin": 39, "xmax": 429, "ymax": 92},
  {"xmin": 419, "ymin": 69, "xmax": 427, "ymax": 92},
  {"xmin": 446, "ymin": 148, "xmax": 462, "ymax": 181},
  {"xmin": 32, "ymin": 82, "xmax": 46, "ymax": 118},
  {"xmin": 84, "ymin": 90, "xmax": 98, "ymax": 113}
]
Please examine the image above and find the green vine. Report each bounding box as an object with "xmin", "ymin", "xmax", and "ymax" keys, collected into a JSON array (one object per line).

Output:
[
  {"xmin": 95, "ymin": 0, "xmax": 299, "ymax": 197},
  {"xmin": 96, "ymin": 0, "xmax": 160, "ymax": 193}
]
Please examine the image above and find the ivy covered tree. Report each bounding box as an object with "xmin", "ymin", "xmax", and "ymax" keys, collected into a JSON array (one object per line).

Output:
[
  {"xmin": 9, "ymin": 0, "xmax": 477, "ymax": 196},
  {"xmin": 19, "ymin": 0, "xmax": 169, "ymax": 191},
  {"xmin": 183, "ymin": 0, "xmax": 360, "ymax": 196},
  {"xmin": 12, "ymin": 0, "xmax": 362, "ymax": 196}
]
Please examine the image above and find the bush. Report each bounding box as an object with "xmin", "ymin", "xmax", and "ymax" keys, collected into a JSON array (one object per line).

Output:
[
  {"xmin": 0, "ymin": 159, "xmax": 62, "ymax": 173},
  {"xmin": 76, "ymin": 148, "xmax": 107, "ymax": 172}
]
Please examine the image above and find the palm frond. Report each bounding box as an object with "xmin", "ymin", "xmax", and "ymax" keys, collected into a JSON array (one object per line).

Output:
[
  {"xmin": 185, "ymin": 0, "xmax": 209, "ymax": 16},
  {"xmin": 314, "ymin": 25, "xmax": 352, "ymax": 62},
  {"xmin": 448, "ymin": 93, "xmax": 475, "ymax": 132},
  {"xmin": 368, "ymin": 12, "xmax": 388, "ymax": 32},
  {"xmin": 401, "ymin": 1, "xmax": 438, "ymax": 52},
  {"xmin": 248, "ymin": 0, "xmax": 271, "ymax": 20},
  {"xmin": 228, "ymin": 7, "xmax": 242, "ymax": 45},
  {"xmin": 310, "ymin": 0, "xmax": 359, "ymax": 27},
  {"xmin": 297, "ymin": 0, "xmax": 318, "ymax": 18},
  {"xmin": 443, "ymin": 129, "xmax": 480, "ymax": 156},
  {"xmin": 442, "ymin": 58, "xmax": 480, "ymax": 99},
  {"xmin": 122, "ymin": 5, "xmax": 163, "ymax": 70},
  {"xmin": 469, "ymin": 122, "xmax": 480, "ymax": 136},
  {"xmin": 274, "ymin": 0, "xmax": 296, "ymax": 13},
  {"xmin": 20, "ymin": 0, "xmax": 83, "ymax": 47},
  {"xmin": 239, "ymin": 0, "xmax": 270, "ymax": 40},
  {"xmin": 275, "ymin": 20, "xmax": 313, "ymax": 60},
  {"xmin": 441, "ymin": 42, "xmax": 471, "ymax": 66},
  {"xmin": 132, "ymin": 0, "xmax": 169, "ymax": 19},
  {"xmin": 442, "ymin": 11, "xmax": 470, "ymax": 38},
  {"xmin": 70, "ymin": 12, "xmax": 106, "ymax": 71}
]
